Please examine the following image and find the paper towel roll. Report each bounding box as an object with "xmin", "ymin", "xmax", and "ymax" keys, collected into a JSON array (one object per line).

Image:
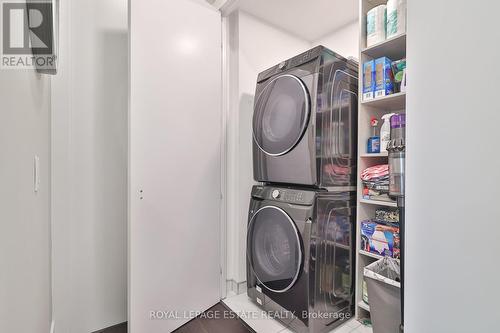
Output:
[
  {"xmin": 367, "ymin": 5, "xmax": 387, "ymax": 47},
  {"xmin": 387, "ymin": 0, "xmax": 407, "ymax": 38}
]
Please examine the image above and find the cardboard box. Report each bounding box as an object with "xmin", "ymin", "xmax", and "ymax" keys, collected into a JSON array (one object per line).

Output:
[
  {"xmin": 361, "ymin": 220, "xmax": 400, "ymax": 259},
  {"xmin": 363, "ymin": 60, "xmax": 375, "ymax": 101},
  {"xmin": 374, "ymin": 57, "xmax": 395, "ymax": 98}
]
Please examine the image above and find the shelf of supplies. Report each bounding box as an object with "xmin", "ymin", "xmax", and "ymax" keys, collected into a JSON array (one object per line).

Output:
[
  {"xmin": 360, "ymin": 152, "xmax": 388, "ymax": 158},
  {"xmin": 362, "ymin": 33, "xmax": 406, "ymax": 60},
  {"xmin": 357, "ymin": 0, "xmax": 407, "ymax": 323},
  {"xmin": 359, "ymin": 198, "xmax": 397, "ymax": 207},
  {"xmin": 361, "ymin": 92, "xmax": 406, "ymax": 111},
  {"xmin": 358, "ymin": 301, "xmax": 371, "ymax": 312}
]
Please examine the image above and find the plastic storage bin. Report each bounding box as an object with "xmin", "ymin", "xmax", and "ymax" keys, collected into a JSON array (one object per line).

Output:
[{"xmin": 363, "ymin": 257, "xmax": 401, "ymax": 333}]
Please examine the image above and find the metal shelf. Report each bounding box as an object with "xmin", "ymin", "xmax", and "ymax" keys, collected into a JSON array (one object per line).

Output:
[
  {"xmin": 359, "ymin": 250, "xmax": 383, "ymax": 260},
  {"xmin": 358, "ymin": 300, "xmax": 371, "ymax": 312},
  {"xmin": 360, "ymin": 198, "xmax": 397, "ymax": 207},
  {"xmin": 361, "ymin": 92, "xmax": 406, "ymax": 111},
  {"xmin": 360, "ymin": 250, "xmax": 400, "ymax": 262},
  {"xmin": 324, "ymin": 240, "xmax": 351, "ymax": 251},
  {"xmin": 360, "ymin": 152, "xmax": 388, "ymax": 158},
  {"xmin": 362, "ymin": 33, "xmax": 406, "ymax": 60}
]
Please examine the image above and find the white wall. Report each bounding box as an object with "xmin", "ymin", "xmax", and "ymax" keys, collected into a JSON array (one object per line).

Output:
[
  {"xmin": 51, "ymin": 0, "xmax": 128, "ymax": 331},
  {"xmin": 406, "ymin": 1, "xmax": 500, "ymax": 332},
  {"xmin": 225, "ymin": 11, "xmax": 310, "ymax": 286},
  {"xmin": 0, "ymin": 69, "xmax": 52, "ymax": 331},
  {"xmin": 312, "ymin": 20, "xmax": 359, "ymax": 59}
]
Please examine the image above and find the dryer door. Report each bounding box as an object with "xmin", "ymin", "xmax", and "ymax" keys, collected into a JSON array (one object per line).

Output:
[
  {"xmin": 247, "ymin": 206, "xmax": 303, "ymax": 293},
  {"xmin": 253, "ymin": 75, "xmax": 310, "ymax": 156}
]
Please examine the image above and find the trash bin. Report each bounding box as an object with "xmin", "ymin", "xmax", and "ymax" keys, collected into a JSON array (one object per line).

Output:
[{"xmin": 364, "ymin": 257, "xmax": 401, "ymax": 333}]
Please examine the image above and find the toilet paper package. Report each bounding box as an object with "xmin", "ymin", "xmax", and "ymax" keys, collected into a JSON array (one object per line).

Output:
[
  {"xmin": 366, "ymin": 5, "xmax": 386, "ymax": 47},
  {"xmin": 387, "ymin": 0, "xmax": 407, "ymax": 38}
]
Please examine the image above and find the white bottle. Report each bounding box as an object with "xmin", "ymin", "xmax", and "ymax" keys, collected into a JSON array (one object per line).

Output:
[{"xmin": 381, "ymin": 113, "xmax": 396, "ymax": 153}]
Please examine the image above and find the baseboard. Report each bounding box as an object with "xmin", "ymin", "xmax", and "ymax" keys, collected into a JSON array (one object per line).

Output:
[
  {"xmin": 50, "ymin": 321, "xmax": 55, "ymax": 333},
  {"xmin": 226, "ymin": 279, "xmax": 247, "ymax": 295}
]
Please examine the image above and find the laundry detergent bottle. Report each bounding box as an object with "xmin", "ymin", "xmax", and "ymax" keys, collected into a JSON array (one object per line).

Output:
[{"xmin": 381, "ymin": 113, "xmax": 396, "ymax": 153}]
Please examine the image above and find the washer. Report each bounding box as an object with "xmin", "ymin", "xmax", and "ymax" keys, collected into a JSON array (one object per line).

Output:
[
  {"xmin": 247, "ymin": 185, "xmax": 356, "ymax": 333},
  {"xmin": 252, "ymin": 46, "xmax": 358, "ymax": 188}
]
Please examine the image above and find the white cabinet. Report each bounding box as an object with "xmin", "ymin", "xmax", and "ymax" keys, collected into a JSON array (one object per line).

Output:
[{"xmin": 129, "ymin": 1, "xmax": 223, "ymax": 332}]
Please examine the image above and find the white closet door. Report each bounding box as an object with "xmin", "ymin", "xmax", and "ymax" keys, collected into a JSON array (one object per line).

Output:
[{"xmin": 129, "ymin": 1, "xmax": 222, "ymax": 332}]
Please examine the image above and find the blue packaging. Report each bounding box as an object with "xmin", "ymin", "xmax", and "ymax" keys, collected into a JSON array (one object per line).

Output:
[
  {"xmin": 374, "ymin": 57, "xmax": 395, "ymax": 98},
  {"xmin": 367, "ymin": 136, "xmax": 380, "ymax": 153},
  {"xmin": 360, "ymin": 220, "xmax": 400, "ymax": 258},
  {"xmin": 363, "ymin": 60, "xmax": 375, "ymax": 100}
]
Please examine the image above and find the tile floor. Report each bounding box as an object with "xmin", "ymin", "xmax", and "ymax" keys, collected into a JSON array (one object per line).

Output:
[
  {"xmin": 174, "ymin": 303, "xmax": 252, "ymax": 333},
  {"xmin": 223, "ymin": 293, "xmax": 373, "ymax": 333}
]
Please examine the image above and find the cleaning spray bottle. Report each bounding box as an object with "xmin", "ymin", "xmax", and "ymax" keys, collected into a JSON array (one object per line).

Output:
[
  {"xmin": 381, "ymin": 113, "xmax": 396, "ymax": 153},
  {"xmin": 367, "ymin": 117, "xmax": 380, "ymax": 153}
]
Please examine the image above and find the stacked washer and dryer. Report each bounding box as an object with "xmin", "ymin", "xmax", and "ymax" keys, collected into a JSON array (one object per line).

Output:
[{"xmin": 246, "ymin": 46, "xmax": 359, "ymax": 333}]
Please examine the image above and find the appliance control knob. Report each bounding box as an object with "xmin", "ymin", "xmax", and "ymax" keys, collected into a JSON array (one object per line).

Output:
[
  {"xmin": 278, "ymin": 61, "xmax": 287, "ymax": 70},
  {"xmin": 272, "ymin": 190, "xmax": 281, "ymax": 199}
]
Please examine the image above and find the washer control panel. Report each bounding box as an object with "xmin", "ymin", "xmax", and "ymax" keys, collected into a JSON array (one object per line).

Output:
[
  {"xmin": 283, "ymin": 190, "xmax": 305, "ymax": 203},
  {"xmin": 271, "ymin": 189, "xmax": 305, "ymax": 204},
  {"xmin": 252, "ymin": 186, "xmax": 316, "ymax": 206}
]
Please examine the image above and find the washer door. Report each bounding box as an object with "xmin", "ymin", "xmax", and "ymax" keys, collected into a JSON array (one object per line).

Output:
[
  {"xmin": 247, "ymin": 206, "xmax": 302, "ymax": 293},
  {"xmin": 253, "ymin": 75, "xmax": 310, "ymax": 156}
]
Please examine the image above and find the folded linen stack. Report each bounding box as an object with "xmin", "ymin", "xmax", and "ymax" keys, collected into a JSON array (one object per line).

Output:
[{"xmin": 361, "ymin": 164, "xmax": 390, "ymax": 199}]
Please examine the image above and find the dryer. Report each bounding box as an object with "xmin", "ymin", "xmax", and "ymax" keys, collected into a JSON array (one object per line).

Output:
[
  {"xmin": 252, "ymin": 46, "xmax": 358, "ymax": 188},
  {"xmin": 246, "ymin": 185, "xmax": 356, "ymax": 333}
]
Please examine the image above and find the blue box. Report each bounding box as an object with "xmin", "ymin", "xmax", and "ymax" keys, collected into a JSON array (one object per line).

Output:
[
  {"xmin": 360, "ymin": 220, "xmax": 400, "ymax": 258},
  {"xmin": 367, "ymin": 136, "xmax": 380, "ymax": 154},
  {"xmin": 374, "ymin": 57, "xmax": 395, "ymax": 98},
  {"xmin": 363, "ymin": 60, "xmax": 375, "ymax": 100}
]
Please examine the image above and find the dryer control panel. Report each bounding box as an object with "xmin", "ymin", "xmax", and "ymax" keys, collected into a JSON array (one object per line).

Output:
[
  {"xmin": 288, "ymin": 46, "xmax": 323, "ymax": 68},
  {"xmin": 257, "ymin": 46, "xmax": 328, "ymax": 83}
]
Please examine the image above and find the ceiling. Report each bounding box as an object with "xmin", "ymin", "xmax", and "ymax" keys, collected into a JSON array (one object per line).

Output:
[{"xmin": 236, "ymin": 0, "xmax": 358, "ymax": 41}]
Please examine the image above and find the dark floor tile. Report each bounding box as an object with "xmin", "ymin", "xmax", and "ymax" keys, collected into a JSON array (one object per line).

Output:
[
  {"xmin": 175, "ymin": 317, "xmax": 209, "ymax": 333},
  {"xmin": 93, "ymin": 322, "xmax": 127, "ymax": 333},
  {"xmin": 93, "ymin": 303, "xmax": 252, "ymax": 333},
  {"xmin": 174, "ymin": 302, "xmax": 253, "ymax": 333}
]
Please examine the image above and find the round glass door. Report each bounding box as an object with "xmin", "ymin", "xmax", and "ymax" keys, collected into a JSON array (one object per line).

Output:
[
  {"xmin": 253, "ymin": 75, "xmax": 310, "ymax": 156},
  {"xmin": 247, "ymin": 206, "xmax": 302, "ymax": 293}
]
